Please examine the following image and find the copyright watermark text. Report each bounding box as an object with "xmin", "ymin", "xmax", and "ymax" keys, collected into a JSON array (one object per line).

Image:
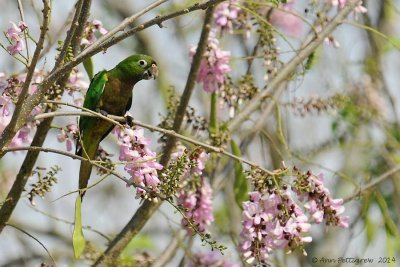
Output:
[{"xmin": 311, "ymin": 256, "xmax": 397, "ymax": 265}]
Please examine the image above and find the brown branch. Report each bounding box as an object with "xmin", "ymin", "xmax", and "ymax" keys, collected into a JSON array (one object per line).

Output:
[
  {"xmin": 33, "ymin": 108, "xmax": 276, "ymax": 174},
  {"xmin": 70, "ymin": 0, "xmax": 92, "ymax": 55},
  {"xmin": 0, "ymin": 0, "xmax": 50, "ymax": 152},
  {"xmin": 92, "ymin": 0, "xmax": 168, "ymax": 49},
  {"xmin": 158, "ymin": 8, "xmax": 215, "ymax": 165},
  {"xmin": 54, "ymin": 0, "xmax": 84, "ymax": 66},
  {"xmin": 93, "ymin": 5, "xmax": 218, "ymax": 266},
  {"xmin": 0, "ymin": 118, "xmax": 52, "ymax": 233},
  {"xmin": 2, "ymin": 146, "xmax": 128, "ymax": 184},
  {"xmin": 0, "ymin": 0, "xmax": 92, "ymax": 234}
]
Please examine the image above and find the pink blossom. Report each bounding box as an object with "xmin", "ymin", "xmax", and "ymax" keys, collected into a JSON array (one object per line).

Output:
[
  {"xmin": 81, "ymin": 19, "xmax": 108, "ymax": 46},
  {"xmin": 5, "ymin": 21, "xmax": 25, "ymax": 55},
  {"xmin": 92, "ymin": 19, "xmax": 108, "ymax": 35},
  {"xmin": 324, "ymin": 36, "xmax": 341, "ymax": 48},
  {"xmin": 213, "ymin": 1, "xmax": 240, "ymax": 33},
  {"xmin": 190, "ymin": 31, "xmax": 231, "ymax": 93},
  {"xmin": 117, "ymin": 127, "xmax": 163, "ymax": 199},
  {"xmin": 5, "ymin": 22, "xmax": 22, "ymax": 38},
  {"xmin": 330, "ymin": 0, "xmax": 367, "ymax": 17},
  {"xmin": 57, "ymin": 122, "xmax": 78, "ymax": 152},
  {"xmin": 191, "ymin": 150, "xmax": 209, "ymax": 176},
  {"xmin": 331, "ymin": 0, "xmax": 347, "ymax": 8},
  {"xmin": 67, "ymin": 70, "xmax": 89, "ymax": 93},
  {"xmin": 239, "ymin": 190, "xmax": 314, "ymax": 264},
  {"xmin": 293, "ymin": 173, "xmax": 349, "ymax": 228},
  {"xmin": 0, "ymin": 72, "xmax": 45, "ymax": 149},
  {"xmin": 177, "ymin": 177, "xmax": 214, "ymax": 233},
  {"xmin": 171, "ymin": 145, "xmax": 209, "ymax": 178}
]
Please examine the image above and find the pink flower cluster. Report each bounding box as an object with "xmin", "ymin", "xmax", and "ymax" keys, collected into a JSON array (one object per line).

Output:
[
  {"xmin": 81, "ymin": 19, "xmax": 108, "ymax": 46},
  {"xmin": 188, "ymin": 251, "xmax": 240, "ymax": 267},
  {"xmin": 171, "ymin": 145, "xmax": 209, "ymax": 178},
  {"xmin": 295, "ymin": 173, "xmax": 349, "ymax": 227},
  {"xmin": 116, "ymin": 127, "xmax": 163, "ymax": 199},
  {"xmin": 4, "ymin": 21, "xmax": 27, "ymax": 55},
  {"xmin": 239, "ymin": 172, "xmax": 348, "ymax": 265},
  {"xmin": 57, "ymin": 122, "xmax": 78, "ymax": 151},
  {"xmin": 330, "ymin": 0, "xmax": 367, "ymax": 16},
  {"xmin": 66, "ymin": 69, "xmax": 88, "ymax": 107},
  {"xmin": 0, "ymin": 72, "xmax": 44, "ymax": 148},
  {"xmin": 239, "ymin": 191, "xmax": 312, "ymax": 264},
  {"xmin": 213, "ymin": 0, "xmax": 241, "ymax": 33},
  {"xmin": 190, "ymin": 32, "xmax": 231, "ymax": 93},
  {"xmin": 177, "ymin": 177, "xmax": 214, "ymax": 234},
  {"xmin": 0, "ymin": 69, "xmax": 89, "ymax": 150}
]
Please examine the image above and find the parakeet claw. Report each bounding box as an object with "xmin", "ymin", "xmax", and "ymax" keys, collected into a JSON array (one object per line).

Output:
[
  {"xmin": 124, "ymin": 114, "xmax": 135, "ymax": 127},
  {"xmin": 97, "ymin": 109, "xmax": 108, "ymax": 117}
]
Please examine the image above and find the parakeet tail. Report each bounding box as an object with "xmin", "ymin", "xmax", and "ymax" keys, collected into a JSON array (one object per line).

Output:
[{"xmin": 77, "ymin": 140, "xmax": 99, "ymax": 199}]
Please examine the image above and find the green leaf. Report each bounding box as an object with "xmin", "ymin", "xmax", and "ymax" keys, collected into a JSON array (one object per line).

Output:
[
  {"xmin": 72, "ymin": 196, "xmax": 85, "ymax": 259},
  {"xmin": 231, "ymin": 140, "xmax": 248, "ymax": 208},
  {"xmin": 375, "ymin": 192, "xmax": 400, "ymax": 239},
  {"xmin": 209, "ymin": 92, "xmax": 219, "ymax": 136},
  {"xmin": 83, "ymin": 57, "xmax": 94, "ymax": 80},
  {"xmin": 361, "ymin": 198, "xmax": 376, "ymax": 244}
]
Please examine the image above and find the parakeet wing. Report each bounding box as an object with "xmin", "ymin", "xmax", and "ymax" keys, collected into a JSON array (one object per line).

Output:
[{"xmin": 79, "ymin": 70, "xmax": 108, "ymax": 130}]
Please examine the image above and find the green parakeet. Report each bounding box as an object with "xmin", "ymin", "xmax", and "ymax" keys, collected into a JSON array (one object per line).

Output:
[{"xmin": 76, "ymin": 54, "xmax": 158, "ymax": 198}]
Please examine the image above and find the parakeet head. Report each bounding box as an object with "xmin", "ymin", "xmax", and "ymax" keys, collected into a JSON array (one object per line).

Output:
[{"xmin": 115, "ymin": 54, "xmax": 158, "ymax": 82}]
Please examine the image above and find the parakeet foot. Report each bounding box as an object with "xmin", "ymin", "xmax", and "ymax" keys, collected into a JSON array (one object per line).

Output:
[{"xmin": 124, "ymin": 114, "xmax": 135, "ymax": 127}]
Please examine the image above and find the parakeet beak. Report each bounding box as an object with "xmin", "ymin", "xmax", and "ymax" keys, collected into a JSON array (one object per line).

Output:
[{"xmin": 143, "ymin": 63, "xmax": 158, "ymax": 80}]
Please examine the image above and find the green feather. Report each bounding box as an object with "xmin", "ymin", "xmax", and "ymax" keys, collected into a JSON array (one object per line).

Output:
[{"xmin": 79, "ymin": 70, "xmax": 108, "ymax": 133}]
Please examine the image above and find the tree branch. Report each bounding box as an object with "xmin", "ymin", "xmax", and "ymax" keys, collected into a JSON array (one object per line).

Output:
[
  {"xmin": 0, "ymin": 0, "xmax": 225, "ymax": 157},
  {"xmin": 33, "ymin": 108, "xmax": 276, "ymax": 175},
  {"xmin": 54, "ymin": 0, "xmax": 84, "ymax": 66},
  {"xmin": 2, "ymin": 146, "xmax": 129, "ymax": 184},
  {"xmin": 228, "ymin": 0, "xmax": 362, "ymax": 131},
  {"xmin": 93, "ymin": 5, "xmax": 218, "ymax": 266},
  {"xmin": 0, "ymin": 0, "xmax": 50, "ymax": 153},
  {"xmin": 0, "ymin": 0, "xmax": 92, "ymax": 234}
]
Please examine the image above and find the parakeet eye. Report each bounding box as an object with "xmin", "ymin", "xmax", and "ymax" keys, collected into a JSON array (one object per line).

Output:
[{"xmin": 138, "ymin": 59, "xmax": 147, "ymax": 67}]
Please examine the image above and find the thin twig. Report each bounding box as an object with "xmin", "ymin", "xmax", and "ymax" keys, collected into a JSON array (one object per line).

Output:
[
  {"xmin": 17, "ymin": 0, "xmax": 30, "ymax": 61},
  {"xmin": 2, "ymin": 146, "xmax": 129, "ymax": 183},
  {"xmin": 153, "ymin": 231, "xmax": 186, "ymax": 267},
  {"xmin": 0, "ymin": 0, "xmax": 225, "ymax": 157},
  {"xmin": 228, "ymin": 0, "xmax": 363, "ymax": 131},
  {"xmin": 5, "ymin": 223, "xmax": 56, "ymax": 266},
  {"xmin": 33, "ymin": 108, "xmax": 276, "ymax": 175},
  {"xmin": 344, "ymin": 165, "xmax": 400, "ymax": 203},
  {"xmin": 92, "ymin": 0, "xmax": 168, "ymax": 48},
  {"xmin": 27, "ymin": 204, "xmax": 111, "ymax": 241},
  {"xmin": 0, "ymin": 0, "xmax": 50, "ymax": 154},
  {"xmin": 14, "ymin": 0, "xmax": 50, "ymax": 122}
]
